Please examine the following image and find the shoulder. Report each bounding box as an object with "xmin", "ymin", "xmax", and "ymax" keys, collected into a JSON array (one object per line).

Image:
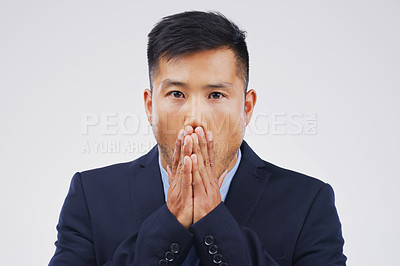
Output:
[
  {"xmin": 265, "ymin": 160, "xmax": 326, "ymax": 190},
  {"xmin": 261, "ymin": 159, "xmax": 337, "ymax": 210},
  {"xmin": 238, "ymin": 140, "xmax": 335, "ymax": 211},
  {"xmin": 76, "ymin": 145, "xmax": 157, "ymax": 188},
  {"xmin": 241, "ymin": 140, "xmax": 327, "ymax": 193},
  {"xmin": 241, "ymin": 140, "xmax": 332, "ymax": 205}
]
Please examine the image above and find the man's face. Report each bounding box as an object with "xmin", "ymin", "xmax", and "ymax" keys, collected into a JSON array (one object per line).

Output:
[{"xmin": 144, "ymin": 47, "xmax": 256, "ymax": 177}]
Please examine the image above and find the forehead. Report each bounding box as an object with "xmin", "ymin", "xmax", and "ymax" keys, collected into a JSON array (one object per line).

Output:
[{"xmin": 153, "ymin": 48, "xmax": 242, "ymax": 91}]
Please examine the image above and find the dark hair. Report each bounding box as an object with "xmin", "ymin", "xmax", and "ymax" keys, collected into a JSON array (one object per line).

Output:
[{"xmin": 147, "ymin": 11, "xmax": 249, "ymax": 92}]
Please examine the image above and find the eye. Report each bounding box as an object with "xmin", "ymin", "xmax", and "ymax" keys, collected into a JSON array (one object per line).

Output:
[
  {"xmin": 209, "ymin": 92, "xmax": 224, "ymax": 99},
  {"xmin": 168, "ymin": 91, "xmax": 184, "ymax": 98}
]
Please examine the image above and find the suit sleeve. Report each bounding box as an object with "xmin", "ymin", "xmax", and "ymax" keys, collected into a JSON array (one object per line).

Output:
[
  {"xmin": 189, "ymin": 183, "xmax": 346, "ymax": 266},
  {"xmin": 49, "ymin": 172, "xmax": 194, "ymax": 266},
  {"xmin": 190, "ymin": 202, "xmax": 279, "ymax": 266},
  {"xmin": 293, "ymin": 183, "xmax": 347, "ymax": 266}
]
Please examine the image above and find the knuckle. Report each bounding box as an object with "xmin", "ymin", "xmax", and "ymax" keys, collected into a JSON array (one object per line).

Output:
[{"xmin": 181, "ymin": 181, "xmax": 192, "ymax": 187}]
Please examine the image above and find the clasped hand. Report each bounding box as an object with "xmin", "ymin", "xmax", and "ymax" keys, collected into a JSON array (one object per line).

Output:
[{"xmin": 166, "ymin": 125, "xmax": 228, "ymax": 229}]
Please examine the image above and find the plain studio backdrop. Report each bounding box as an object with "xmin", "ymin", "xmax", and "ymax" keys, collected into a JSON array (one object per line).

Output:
[{"xmin": 0, "ymin": 1, "xmax": 399, "ymax": 265}]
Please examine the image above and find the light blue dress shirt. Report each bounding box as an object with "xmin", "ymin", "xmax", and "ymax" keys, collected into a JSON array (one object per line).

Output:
[{"xmin": 158, "ymin": 148, "xmax": 242, "ymax": 266}]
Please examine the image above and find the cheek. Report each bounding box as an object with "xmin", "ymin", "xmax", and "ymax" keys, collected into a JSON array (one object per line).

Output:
[
  {"xmin": 211, "ymin": 113, "xmax": 245, "ymax": 154},
  {"xmin": 153, "ymin": 102, "xmax": 181, "ymax": 132},
  {"xmin": 210, "ymin": 109, "xmax": 244, "ymax": 136}
]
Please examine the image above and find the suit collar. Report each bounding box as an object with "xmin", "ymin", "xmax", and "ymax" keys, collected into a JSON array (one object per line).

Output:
[{"xmin": 130, "ymin": 140, "xmax": 272, "ymax": 227}]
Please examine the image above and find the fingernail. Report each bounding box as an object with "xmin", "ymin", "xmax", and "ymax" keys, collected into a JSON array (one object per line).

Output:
[
  {"xmin": 178, "ymin": 129, "xmax": 184, "ymax": 140},
  {"xmin": 207, "ymin": 131, "xmax": 213, "ymax": 141},
  {"xmin": 184, "ymin": 136, "xmax": 187, "ymax": 145},
  {"xmin": 184, "ymin": 125, "xmax": 192, "ymax": 136},
  {"xmin": 193, "ymin": 155, "xmax": 197, "ymax": 163},
  {"xmin": 184, "ymin": 157, "xmax": 186, "ymax": 165},
  {"xmin": 197, "ymin": 127, "xmax": 204, "ymax": 136}
]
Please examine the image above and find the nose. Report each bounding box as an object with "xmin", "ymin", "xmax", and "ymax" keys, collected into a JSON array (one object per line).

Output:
[{"xmin": 183, "ymin": 95, "xmax": 208, "ymax": 131}]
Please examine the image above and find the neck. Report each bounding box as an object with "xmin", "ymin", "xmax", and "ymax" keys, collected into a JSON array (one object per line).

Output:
[{"xmin": 222, "ymin": 150, "xmax": 239, "ymax": 178}]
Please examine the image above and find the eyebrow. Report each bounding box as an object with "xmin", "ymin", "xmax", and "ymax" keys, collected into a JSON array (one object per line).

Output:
[
  {"xmin": 160, "ymin": 79, "xmax": 234, "ymax": 90},
  {"xmin": 161, "ymin": 79, "xmax": 187, "ymax": 88}
]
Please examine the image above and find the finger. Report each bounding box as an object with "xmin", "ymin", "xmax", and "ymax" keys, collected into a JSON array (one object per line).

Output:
[
  {"xmin": 167, "ymin": 165, "xmax": 178, "ymax": 187},
  {"xmin": 191, "ymin": 133, "xmax": 212, "ymax": 193},
  {"xmin": 181, "ymin": 155, "xmax": 193, "ymax": 199},
  {"xmin": 195, "ymin": 127, "xmax": 214, "ymax": 188},
  {"xmin": 205, "ymin": 130, "xmax": 217, "ymax": 177},
  {"xmin": 182, "ymin": 134, "xmax": 193, "ymax": 158},
  {"xmin": 191, "ymin": 154, "xmax": 205, "ymax": 195},
  {"xmin": 184, "ymin": 125, "xmax": 194, "ymax": 137},
  {"xmin": 191, "ymin": 133, "xmax": 201, "ymax": 159},
  {"xmin": 191, "ymin": 133, "xmax": 202, "ymax": 167},
  {"xmin": 173, "ymin": 129, "xmax": 185, "ymax": 188},
  {"xmin": 195, "ymin": 126, "xmax": 210, "ymax": 169},
  {"xmin": 175, "ymin": 129, "xmax": 186, "ymax": 190},
  {"xmin": 172, "ymin": 129, "xmax": 184, "ymax": 174}
]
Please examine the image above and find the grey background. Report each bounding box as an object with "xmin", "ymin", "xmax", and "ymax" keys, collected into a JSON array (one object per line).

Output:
[{"xmin": 0, "ymin": 0, "xmax": 399, "ymax": 265}]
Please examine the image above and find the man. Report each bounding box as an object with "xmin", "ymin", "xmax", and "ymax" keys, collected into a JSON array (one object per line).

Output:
[{"xmin": 49, "ymin": 11, "xmax": 346, "ymax": 266}]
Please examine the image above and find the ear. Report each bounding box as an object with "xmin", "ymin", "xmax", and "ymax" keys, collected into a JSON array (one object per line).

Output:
[
  {"xmin": 244, "ymin": 89, "xmax": 257, "ymax": 126},
  {"xmin": 143, "ymin": 88, "xmax": 152, "ymax": 125}
]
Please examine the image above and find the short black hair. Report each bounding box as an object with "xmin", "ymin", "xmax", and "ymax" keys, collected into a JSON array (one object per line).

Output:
[{"xmin": 147, "ymin": 10, "xmax": 249, "ymax": 92}]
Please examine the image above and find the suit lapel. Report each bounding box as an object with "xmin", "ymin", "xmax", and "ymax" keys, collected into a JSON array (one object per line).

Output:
[
  {"xmin": 129, "ymin": 144, "xmax": 165, "ymax": 227},
  {"xmin": 224, "ymin": 140, "xmax": 272, "ymax": 226}
]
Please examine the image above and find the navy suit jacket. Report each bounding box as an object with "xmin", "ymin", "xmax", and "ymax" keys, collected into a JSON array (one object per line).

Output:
[{"xmin": 49, "ymin": 140, "xmax": 346, "ymax": 265}]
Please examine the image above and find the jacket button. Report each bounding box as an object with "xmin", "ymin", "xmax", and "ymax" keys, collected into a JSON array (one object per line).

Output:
[
  {"xmin": 204, "ymin": 235, "xmax": 214, "ymax": 246},
  {"xmin": 159, "ymin": 259, "xmax": 168, "ymax": 266},
  {"xmin": 170, "ymin": 243, "xmax": 180, "ymax": 254},
  {"xmin": 208, "ymin": 244, "xmax": 218, "ymax": 255},
  {"xmin": 213, "ymin": 254, "xmax": 223, "ymax": 264},
  {"xmin": 165, "ymin": 251, "xmax": 174, "ymax": 262}
]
